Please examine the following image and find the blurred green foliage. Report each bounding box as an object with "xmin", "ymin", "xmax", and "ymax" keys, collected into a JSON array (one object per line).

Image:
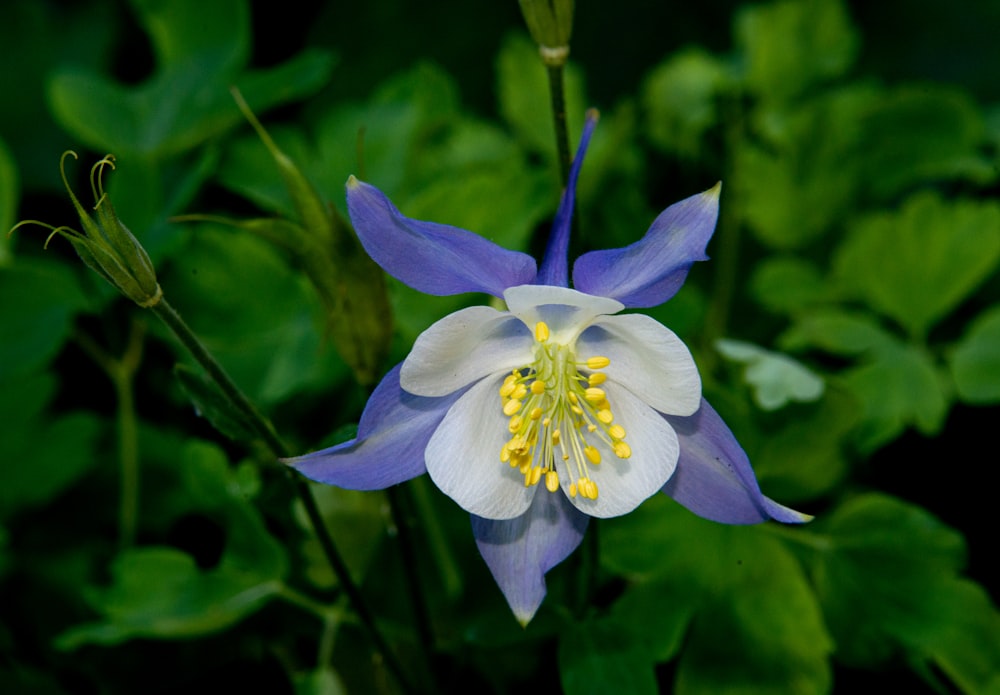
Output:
[{"xmin": 2, "ymin": 0, "xmax": 999, "ymax": 693}]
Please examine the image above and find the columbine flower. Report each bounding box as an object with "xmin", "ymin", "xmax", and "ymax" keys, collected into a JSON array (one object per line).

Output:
[{"xmin": 287, "ymin": 111, "xmax": 808, "ymax": 624}]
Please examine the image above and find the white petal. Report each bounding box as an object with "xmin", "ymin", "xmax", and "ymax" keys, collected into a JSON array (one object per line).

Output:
[
  {"xmin": 401, "ymin": 306, "xmax": 533, "ymax": 397},
  {"xmin": 503, "ymin": 285, "xmax": 623, "ymax": 344},
  {"xmin": 578, "ymin": 314, "xmax": 701, "ymax": 416},
  {"xmin": 557, "ymin": 381, "xmax": 679, "ymax": 518},
  {"xmin": 425, "ymin": 374, "xmax": 536, "ymax": 520}
]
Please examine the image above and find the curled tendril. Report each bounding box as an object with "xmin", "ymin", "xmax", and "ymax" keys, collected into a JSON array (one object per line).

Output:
[
  {"xmin": 6, "ymin": 219, "xmax": 81, "ymax": 248},
  {"xmin": 90, "ymin": 154, "xmax": 116, "ymax": 209}
]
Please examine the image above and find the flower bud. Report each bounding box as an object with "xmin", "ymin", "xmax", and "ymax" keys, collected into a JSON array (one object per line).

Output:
[
  {"xmin": 11, "ymin": 152, "xmax": 162, "ymax": 307},
  {"xmin": 518, "ymin": 0, "xmax": 574, "ymax": 64}
]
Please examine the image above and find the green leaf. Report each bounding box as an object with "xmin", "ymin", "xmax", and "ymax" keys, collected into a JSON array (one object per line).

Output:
[
  {"xmin": 558, "ymin": 617, "xmax": 658, "ymax": 695},
  {"xmin": 716, "ymin": 339, "xmax": 825, "ymax": 410},
  {"xmin": 642, "ymin": 48, "xmax": 732, "ymax": 159},
  {"xmin": 601, "ymin": 497, "xmax": 831, "ymax": 695},
  {"xmin": 856, "ymin": 86, "xmax": 995, "ymax": 197},
  {"xmin": 782, "ymin": 310, "xmax": 950, "ymax": 451},
  {"xmin": 0, "ymin": 410, "xmax": 102, "ymax": 519},
  {"xmin": 56, "ymin": 441, "xmax": 287, "ymax": 647},
  {"xmin": 162, "ymin": 224, "xmax": 347, "ymax": 404},
  {"xmin": 751, "ymin": 386, "xmax": 859, "ymax": 502},
  {"xmin": 497, "ymin": 32, "xmax": 586, "ymax": 161},
  {"xmin": 949, "ymin": 304, "xmax": 1000, "ymax": 403},
  {"xmin": 834, "ymin": 192, "xmax": 1000, "ymax": 339},
  {"xmin": 0, "ymin": 137, "xmax": 18, "ymax": 265},
  {"xmin": 749, "ymin": 257, "xmax": 828, "ymax": 315},
  {"xmin": 0, "ymin": 258, "xmax": 89, "ymax": 382},
  {"xmin": 294, "ymin": 668, "xmax": 348, "ymax": 695},
  {"xmin": 807, "ymin": 494, "xmax": 1000, "ymax": 692},
  {"xmin": 737, "ymin": 85, "xmax": 876, "ymax": 249},
  {"xmin": 735, "ymin": 0, "xmax": 858, "ymax": 102},
  {"xmin": 608, "ymin": 580, "xmax": 696, "ymax": 663}
]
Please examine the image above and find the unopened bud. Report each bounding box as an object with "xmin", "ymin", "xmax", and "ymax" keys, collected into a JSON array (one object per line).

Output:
[{"xmin": 518, "ymin": 0, "xmax": 574, "ymax": 64}]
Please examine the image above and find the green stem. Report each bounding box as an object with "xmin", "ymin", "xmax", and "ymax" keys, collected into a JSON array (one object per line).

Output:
[
  {"xmin": 546, "ymin": 62, "xmax": 571, "ymax": 187},
  {"xmin": 701, "ymin": 96, "xmax": 747, "ymax": 366},
  {"xmin": 148, "ymin": 296, "xmax": 416, "ymax": 694},
  {"xmin": 75, "ymin": 320, "xmax": 145, "ymax": 548},
  {"xmin": 386, "ymin": 485, "xmax": 437, "ymax": 687}
]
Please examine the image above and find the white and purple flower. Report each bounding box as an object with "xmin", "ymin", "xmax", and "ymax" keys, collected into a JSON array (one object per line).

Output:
[{"xmin": 287, "ymin": 113, "xmax": 807, "ymax": 624}]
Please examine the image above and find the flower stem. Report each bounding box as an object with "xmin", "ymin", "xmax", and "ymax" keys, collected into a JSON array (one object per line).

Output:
[
  {"xmin": 74, "ymin": 319, "xmax": 145, "ymax": 549},
  {"xmin": 546, "ymin": 63, "xmax": 571, "ymax": 187},
  {"xmin": 148, "ymin": 296, "xmax": 416, "ymax": 694}
]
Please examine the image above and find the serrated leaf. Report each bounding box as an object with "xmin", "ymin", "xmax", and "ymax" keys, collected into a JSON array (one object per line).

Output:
[
  {"xmin": 56, "ymin": 441, "xmax": 287, "ymax": 648},
  {"xmin": 642, "ymin": 48, "xmax": 732, "ymax": 159},
  {"xmin": 735, "ymin": 0, "xmax": 857, "ymax": 102},
  {"xmin": 856, "ymin": 86, "xmax": 995, "ymax": 197},
  {"xmin": 558, "ymin": 617, "xmax": 658, "ymax": 695},
  {"xmin": 601, "ymin": 496, "xmax": 830, "ymax": 695},
  {"xmin": 717, "ymin": 339, "xmax": 825, "ymax": 410},
  {"xmin": 949, "ymin": 304, "xmax": 1000, "ymax": 403},
  {"xmin": 807, "ymin": 494, "xmax": 1000, "ymax": 692},
  {"xmin": 834, "ymin": 192, "xmax": 1000, "ymax": 339}
]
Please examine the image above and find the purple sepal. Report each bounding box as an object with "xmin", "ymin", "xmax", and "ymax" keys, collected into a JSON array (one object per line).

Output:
[
  {"xmin": 662, "ymin": 398, "xmax": 809, "ymax": 524},
  {"xmin": 572, "ymin": 184, "xmax": 721, "ymax": 308},
  {"xmin": 285, "ymin": 364, "xmax": 463, "ymax": 490},
  {"xmin": 536, "ymin": 109, "xmax": 600, "ymax": 288},
  {"xmin": 346, "ymin": 179, "xmax": 537, "ymax": 298},
  {"xmin": 472, "ymin": 489, "xmax": 589, "ymax": 625}
]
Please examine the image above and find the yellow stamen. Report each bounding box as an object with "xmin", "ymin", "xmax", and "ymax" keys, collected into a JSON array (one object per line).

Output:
[
  {"xmin": 597, "ymin": 409, "xmax": 613, "ymax": 424},
  {"xmin": 614, "ymin": 442, "xmax": 632, "ymax": 458},
  {"xmin": 588, "ymin": 372, "xmax": 607, "ymax": 386},
  {"xmin": 535, "ymin": 321, "xmax": 550, "ymax": 342},
  {"xmin": 569, "ymin": 483, "xmax": 578, "ymax": 498},
  {"xmin": 584, "ymin": 445, "xmax": 601, "ymax": 464},
  {"xmin": 584, "ymin": 387, "xmax": 606, "ymax": 403},
  {"xmin": 503, "ymin": 399, "xmax": 522, "ymax": 416},
  {"xmin": 545, "ymin": 470, "xmax": 560, "ymax": 492},
  {"xmin": 608, "ymin": 424, "xmax": 626, "ymax": 439},
  {"xmin": 531, "ymin": 380, "xmax": 546, "ymax": 395},
  {"xmin": 586, "ymin": 356, "xmax": 610, "ymax": 369},
  {"xmin": 530, "ymin": 407, "xmax": 543, "ymax": 420},
  {"xmin": 511, "ymin": 383, "xmax": 528, "ymax": 400},
  {"xmin": 508, "ymin": 415, "xmax": 523, "ymax": 433}
]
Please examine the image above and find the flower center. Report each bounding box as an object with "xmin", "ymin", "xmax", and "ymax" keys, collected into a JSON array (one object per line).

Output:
[{"xmin": 498, "ymin": 321, "xmax": 631, "ymax": 500}]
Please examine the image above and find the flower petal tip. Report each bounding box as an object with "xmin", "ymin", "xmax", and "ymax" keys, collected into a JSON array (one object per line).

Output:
[
  {"xmin": 706, "ymin": 181, "xmax": 722, "ymax": 199},
  {"xmin": 585, "ymin": 107, "xmax": 600, "ymax": 123},
  {"xmin": 346, "ymin": 174, "xmax": 360, "ymax": 189}
]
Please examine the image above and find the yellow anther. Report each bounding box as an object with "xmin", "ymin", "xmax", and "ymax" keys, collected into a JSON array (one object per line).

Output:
[
  {"xmin": 614, "ymin": 442, "xmax": 632, "ymax": 458},
  {"xmin": 568, "ymin": 483, "xmax": 578, "ymax": 498},
  {"xmin": 597, "ymin": 409, "xmax": 614, "ymax": 424},
  {"xmin": 551, "ymin": 429, "xmax": 561, "ymax": 445},
  {"xmin": 531, "ymin": 380, "xmax": 546, "ymax": 395},
  {"xmin": 530, "ymin": 407, "xmax": 543, "ymax": 420},
  {"xmin": 586, "ymin": 356, "xmax": 610, "ymax": 369},
  {"xmin": 571, "ymin": 405, "xmax": 584, "ymax": 416},
  {"xmin": 586, "ymin": 479, "xmax": 599, "ymax": 499},
  {"xmin": 508, "ymin": 415, "xmax": 523, "ymax": 433},
  {"xmin": 499, "ymin": 381, "xmax": 516, "ymax": 398},
  {"xmin": 584, "ymin": 387, "xmax": 606, "ymax": 403},
  {"xmin": 587, "ymin": 424, "xmax": 597, "ymax": 432},
  {"xmin": 507, "ymin": 435, "xmax": 526, "ymax": 451},
  {"xmin": 542, "ymin": 417, "xmax": 551, "ymax": 427},
  {"xmin": 588, "ymin": 372, "xmax": 607, "ymax": 386},
  {"xmin": 529, "ymin": 466, "xmax": 543, "ymax": 486},
  {"xmin": 608, "ymin": 424, "xmax": 626, "ymax": 439},
  {"xmin": 545, "ymin": 470, "xmax": 560, "ymax": 492},
  {"xmin": 584, "ymin": 445, "xmax": 601, "ymax": 464},
  {"xmin": 511, "ymin": 384, "xmax": 528, "ymax": 400},
  {"xmin": 500, "ymin": 446, "xmax": 511, "ymax": 463},
  {"xmin": 503, "ymin": 399, "xmax": 522, "ymax": 416},
  {"xmin": 535, "ymin": 321, "xmax": 550, "ymax": 342},
  {"xmin": 568, "ymin": 391, "xmax": 579, "ymax": 405}
]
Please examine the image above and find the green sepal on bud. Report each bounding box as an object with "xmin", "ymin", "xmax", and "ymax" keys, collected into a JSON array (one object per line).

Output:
[
  {"xmin": 217, "ymin": 89, "xmax": 392, "ymax": 386},
  {"xmin": 10, "ymin": 152, "xmax": 161, "ymax": 308},
  {"xmin": 518, "ymin": 0, "xmax": 574, "ymax": 64}
]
